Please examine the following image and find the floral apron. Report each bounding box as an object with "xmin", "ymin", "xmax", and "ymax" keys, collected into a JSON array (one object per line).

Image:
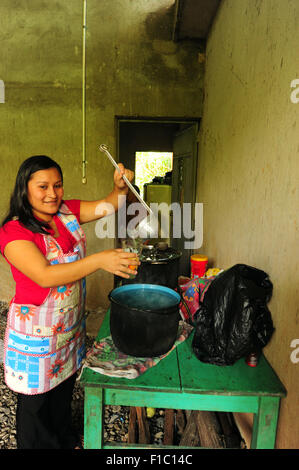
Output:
[{"xmin": 3, "ymin": 203, "xmax": 87, "ymax": 395}]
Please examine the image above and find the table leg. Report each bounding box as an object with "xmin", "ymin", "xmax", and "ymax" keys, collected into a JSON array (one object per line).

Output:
[
  {"xmin": 84, "ymin": 386, "xmax": 104, "ymax": 449},
  {"xmin": 251, "ymin": 397, "xmax": 280, "ymax": 449}
]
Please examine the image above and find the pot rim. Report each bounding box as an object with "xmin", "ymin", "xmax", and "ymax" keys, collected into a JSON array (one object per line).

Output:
[
  {"xmin": 108, "ymin": 283, "xmax": 181, "ymax": 314},
  {"xmin": 140, "ymin": 250, "xmax": 182, "ymax": 264}
]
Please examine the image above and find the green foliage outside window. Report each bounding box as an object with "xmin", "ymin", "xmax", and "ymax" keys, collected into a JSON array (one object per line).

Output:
[{"xmin": 135, "ymin": 152, "xmax": 173, "ymax": 198}]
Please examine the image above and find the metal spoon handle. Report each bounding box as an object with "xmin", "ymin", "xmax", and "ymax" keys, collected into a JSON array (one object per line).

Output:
[{"xmin": 99, "ymin": 144, "xmax": 153, "ymax": 215}]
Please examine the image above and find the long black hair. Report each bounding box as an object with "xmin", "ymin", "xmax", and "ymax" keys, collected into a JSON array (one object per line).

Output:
[{"xmin": 1, "ymin": 155, "xmax": 63, "ymax": 234}]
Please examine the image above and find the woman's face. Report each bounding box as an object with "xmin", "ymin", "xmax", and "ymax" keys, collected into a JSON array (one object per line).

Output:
[{"xmin": 27, "ymin": 167, "xmax": 64, "ymax": 221}]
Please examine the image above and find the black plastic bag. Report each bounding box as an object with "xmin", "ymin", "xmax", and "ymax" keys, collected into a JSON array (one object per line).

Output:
[{"xmin": 192, "ymin": 264, "xmax": 275, "ymax": 366}]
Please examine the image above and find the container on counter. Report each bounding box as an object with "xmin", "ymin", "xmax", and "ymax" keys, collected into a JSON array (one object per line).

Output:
[{"xmin": 190, "ymin": 254, "xmax": 208, "ymax": 279}]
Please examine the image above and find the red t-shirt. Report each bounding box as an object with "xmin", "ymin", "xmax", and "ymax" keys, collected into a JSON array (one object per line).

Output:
[{"xmin": 0, "ymin": 200, "xmax": 81, "ymax": 306}]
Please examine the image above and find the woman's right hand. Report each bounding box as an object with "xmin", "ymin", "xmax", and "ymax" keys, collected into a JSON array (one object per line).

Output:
[
  {"xmin": 98, "ymin": 248, "xmax": 140, "ymax": 278},
  {"xmin": 4, "ymin": 240, "xmax": 140, "ymax": 288}
]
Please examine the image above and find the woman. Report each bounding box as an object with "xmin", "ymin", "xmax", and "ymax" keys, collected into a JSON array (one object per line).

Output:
[{"xmin": 0, "ymin": 155, "xmax": 138, "ymax": 449}]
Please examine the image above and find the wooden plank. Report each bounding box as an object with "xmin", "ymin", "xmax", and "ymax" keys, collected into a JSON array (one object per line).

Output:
[
  {"xmin": 179, "ymin": 410, "xmax": 200, "ymax": 447},
  {"xmin": 127, "ymin": 407, "xmax": 137, "ymax": 443},
  {"xmin": 84, "ymin": 387, "xmax": 103, "ymax": 449},
  {"xmin": 195, "ymin": 410, "xmax": 224, "ymax": 448},
  {"xmin": 177, "ymin": 333, "xmax": 287, "ymax": 397},
  {"xmin": 217, "ymin": 412, "xmax": 241, "ymax": 448},
  {"xmin": 163, "ymin": 409, "xmax": 174, "ymax": 445},
  {"xmin": 136, "ymin": 407, "xmax": 151, "ymax": 444},
  {"xmin": 251, "ymin": 397, "xmax": 280, "ymax": 449},
  {"xmin": 102, "ymin": 442, "xmax": 203, "ymax": 449},
  {"xmin": 217, "ymin": 411, "xmax": 232, "ymax": 436},
  {"xmin": 104, "ymin": 388, "xmax": 259, "ymax": 413},
  {"xmin": 175, "ymin": 409, "xmax": 186, "ymax": 437}
]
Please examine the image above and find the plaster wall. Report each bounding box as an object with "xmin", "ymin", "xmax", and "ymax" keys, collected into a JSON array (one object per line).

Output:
[
  {"xmin": 197, "ymin": 0, "xmax": 299, "ymax": 449},
  {"xmin": 0, "ymin": 0, "xmax": 204, "ymax": 315}
]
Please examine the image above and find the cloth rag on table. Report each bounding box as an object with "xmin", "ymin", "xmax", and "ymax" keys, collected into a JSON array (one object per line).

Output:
[
  {"xmin": 81, "ymin": 321, "xmax": 193, "ymax": 379},
  {"xmin": 179, "ymin": 277, "xmax": 215, "ymax": 324}
]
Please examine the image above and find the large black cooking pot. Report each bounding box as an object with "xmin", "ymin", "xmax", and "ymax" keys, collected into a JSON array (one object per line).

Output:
[
  {"xmin": 109, "ymin": 284, "xmax": 181, "ymax": 357},
  {"xmin": 121, "ymin": 245, "xmax": 182, "ymax": 289}
]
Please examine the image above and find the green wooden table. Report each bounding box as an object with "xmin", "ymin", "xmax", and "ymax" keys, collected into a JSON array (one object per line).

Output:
[{"xmin": 80, "ymin": 311, "xmax": 286, "ymax": 449}]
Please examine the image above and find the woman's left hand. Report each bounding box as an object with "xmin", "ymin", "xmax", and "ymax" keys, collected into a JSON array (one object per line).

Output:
[{"xmin": 114, "ymin": 163, "xmax": 134, "ymax": 193}]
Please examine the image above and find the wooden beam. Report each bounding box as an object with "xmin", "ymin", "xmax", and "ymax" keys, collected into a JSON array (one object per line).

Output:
[
  {"xmin": 136, "ymin": 407, "xmax": 151, "ymax": 444},
  {"xmin": 179, "ymin": 410, "xmax": 200, "ymax": 446},
  {"xmin": 128, "ymin": 407, "xmax": 137, "ymax": 444},
  {"xmin": 195, "ymin": 410, "xmax": 224, "ymax": 448},
  {"xmin": 175, "ymin": 409, "xmax": 186, "ymax": 437},
  {"xmin": 163, "ymin": 409, "xmax": 174, "ymax": 445},
  {"xmin": 217, "ymin": 412, "xmax": 241, "ymax": 448}
]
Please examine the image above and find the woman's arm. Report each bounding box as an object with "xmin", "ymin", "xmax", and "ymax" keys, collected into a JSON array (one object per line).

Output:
[
  {"xmin": 4, "ymin": 240, "xmax": 139, "ymax": 288},
  {"xmin": 79, "ymin": 163, "xmax": 134, "ymax": 224}
]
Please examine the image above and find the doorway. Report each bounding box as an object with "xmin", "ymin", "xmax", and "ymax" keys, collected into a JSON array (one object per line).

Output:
[{"xmin": 116, "ymin": 117, "xmax": 200, "ymax": 276}]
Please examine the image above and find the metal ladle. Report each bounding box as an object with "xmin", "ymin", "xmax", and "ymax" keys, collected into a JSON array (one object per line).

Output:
[{"xmin": 99, "ymin": 144, "xmax": 157, "ymax": 238}]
